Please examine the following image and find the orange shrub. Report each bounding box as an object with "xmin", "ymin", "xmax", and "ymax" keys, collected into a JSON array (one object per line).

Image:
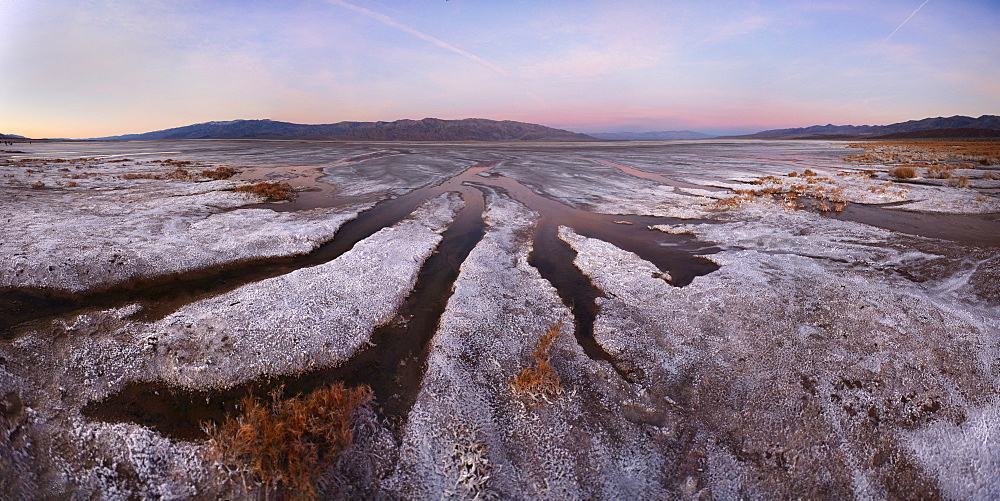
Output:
[
  {"xmin": 203, "ymin": 384, "xmax": 373, "ymax": 499},
  {"xmin": 235, "ymin": 182, "xmax": 295, "ymax": 201},
  {"xmin": 889, "ymin": 166, "xmax": 916, "ymax": 179},
  {"xmin": 510, "ymin": 322, "xmax": 563, "ymax": 404},
  {"xmin": 201, "ymin": 167, "xmax": 238, "ymax": 180},
  {"xmin": 950, "ymin": 176, "xmax": 970, "ymax": 188},
  {"xmin": 926, "ymin": 166, "xmax": 953, "ymax": 179}
]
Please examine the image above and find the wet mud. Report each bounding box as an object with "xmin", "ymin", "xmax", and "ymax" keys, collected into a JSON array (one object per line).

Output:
[
  {"xmin": 830, "ymin": 203, "xmax": 1000, "ymax": 247},
  {"xmin": 83, "ymin": 184, "xmax": 487, "ymax": 440}
]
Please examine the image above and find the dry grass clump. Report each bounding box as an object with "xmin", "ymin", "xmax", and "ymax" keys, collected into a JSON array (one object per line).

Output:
[
  {"xmin": 510, "ymin": 322, "xmax": 563, "ymax": 404},
  {"xmin": 120, "ymin": 165, "xmax": 237, "ymax": 181},
  {"xmin": 203, "ymin": 383, "xmax": 373, "ymax": 499},
  {"xmin": 889, "ymin": 166, "xmax": 917, "ymax": 179},
  {"xmin": 709, "ymin": 174, "xmax": 850, "ymax": 213},
  {"xmin": 201, "ymin": 166, "xmax": 238, "ymax": 180},
  {"xmin": 165, "ymin": 168, "xmax": 192, "ymax": 180},
  {"xmin": 845, "ymin": 141, "xmax": 1000, "ymax": 166},
  {"xmin": 926, "ymin": 165, "xmax": 955, "ymax": 179},
  {"xmin": 121, "ymin": 172, "xmax": 161, "ymax": 180},
  {"xmin": 235, "ymin": 182, "xmax": 295, "ymax": 201},
  {"xmin": 949, "ymin": 176, "xmax": 970, "ymax": 188},
  {"xmin": 158, "ymin": 158, "xmax": 194, "ymax": 167},
  {"xmin": 983, "ymin": 171, "xmax": 1000, "ymax": 180}
]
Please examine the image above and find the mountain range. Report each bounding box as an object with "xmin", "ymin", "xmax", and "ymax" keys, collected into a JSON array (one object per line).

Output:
[
  {"xmin": 587, "ymin": 130, "xmax": 715, "ymax": 140},
  {"xmin": 95, "ymin": 118, "xmax": 597, "ymax": 142},
  {"xmin": 5, "ymin": 114, "xmax": 998, "ymax": 142},
  {"xmin": 735, "ymin": 115, "xmax": 1000, "ymax": 139}
]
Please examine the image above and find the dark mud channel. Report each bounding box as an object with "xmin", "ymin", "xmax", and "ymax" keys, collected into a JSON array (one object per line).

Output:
[
  {"xmin": 82, "ymin": 161, "xmax": 723, "ymax": 440},
  {"xmin": 828, "ymin": 203, "xmax": 1000, "ymax": 247}
]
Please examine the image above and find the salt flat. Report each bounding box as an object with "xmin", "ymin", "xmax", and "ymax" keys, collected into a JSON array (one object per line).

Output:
[{"xmin": 1, "ymin": 139, "xmax": 998, "ymax": 498}]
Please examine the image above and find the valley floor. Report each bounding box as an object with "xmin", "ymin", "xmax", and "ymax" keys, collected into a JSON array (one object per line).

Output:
[{"xmin": 1, "ymin": 139, "xmax": 998, "ymax": 499}]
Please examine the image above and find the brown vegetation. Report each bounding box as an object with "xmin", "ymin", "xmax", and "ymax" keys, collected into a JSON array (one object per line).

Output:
[
  {"xmin": 889, "ymin": 167, "xmax": 916, "ymax": 179},
  {"xmin": 203, "ymin": 384, "xmax": 373, "ymax": 499},
  {"xmin": 710, "ymin": 174, "xmax": 850, "ymax": 213},
  {"xmin": 510, "ymin": 322, "xmax": 563, "ymax": 404},
  {"xmin": 201, "ymin": 166, "xmax": 238, "ymax": 180},
  {"xmin": 949, "ymin": 176, "xmax": 970, "ymax": 188},
  {"xmin": 121, "ymin": 173, "xmax": 161, "ymax": 180},
  {"xmin": 158, "ymin": 159, "xmax": 194, "ymax": 167},
  {"xmin": 845, "ymin": 141, "xmax": 1000, "ymax": 166},
  {"xmin": 925, "ymin": 165, "xmax": 954, "ymax": 179},
  {"xmin": 235, "ymin": 182, "xmax": 295, "ymax": 201}
]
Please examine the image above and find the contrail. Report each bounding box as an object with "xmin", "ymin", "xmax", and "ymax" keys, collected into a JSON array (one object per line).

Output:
[
  {"xmin": 872, "ymin": 0, "xmax": 930, "ymax": 53},
  {"xmin": 328, "ymin": 0, "xmax": 511, "ymax": 77}
]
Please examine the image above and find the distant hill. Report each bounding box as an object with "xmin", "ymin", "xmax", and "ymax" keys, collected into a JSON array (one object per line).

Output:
[
  {"xmin": 0, "ymin": 133, "xmax": 26, "ymax": 139},
  {"xmin": 871, "ymin": 128, "xmax": 1000, "ymax": 139},
  {"xmin": 729, "ymin": 115, "xmax": 1000, "ymax": 139},
  {"xmin": 588, "ymin": 130, "xmax": 715, "ymax": 141},
  {"xmin": 95, "ymin": 118, "xmax": 599, "ymax": 142}
]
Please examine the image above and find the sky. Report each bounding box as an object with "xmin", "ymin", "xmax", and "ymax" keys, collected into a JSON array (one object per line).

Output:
[{"xmin": 1, "ymin": 0, "xmax": 998, "ymax": 138}]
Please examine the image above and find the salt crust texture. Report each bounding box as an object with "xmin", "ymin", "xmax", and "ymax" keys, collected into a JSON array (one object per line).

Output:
[
  {"xmin": 0, "ymin": 179, "xmax": 375, "ymax": 292},
  {"xmin": 0, "ymin": 193, "xmax": 463, "ymax": 498},
  {"xmin": 559, "ymin": 209, "xmax": 999, "ymax": 498},
  {"xmin": 491, "ymin": 155, "xmax": 708, "ymax": 219},
  {"xmin": 147, "ymin": 192, "xmax": 463, "ymax": 390},
  {"xmin": 320, "ymin": 153, "xmax": 478, "ymax": 197},
  {"xmin": 389, "ymin": 189, "xmax": 673, "ymax": 498}
]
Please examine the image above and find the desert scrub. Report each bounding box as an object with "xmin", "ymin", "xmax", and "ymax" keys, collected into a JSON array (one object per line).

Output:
[
  {"xmin": 709, "ymin": 175, "xmax": 849, "ymax": 213},
  {"xmin": 510, "ymin": 322, "xmax": 563, "ymax": 404},
  {"xmin": 889, "ymin": 166, "xmax": 917, "ymax": 179},
  {"xmin": 845, "ymin": 141, "xmax": 1000, "ymax": 165},
  {"xmin": 235, "ymin": 182, "xmax": 295, "ymax": 201},
  {"xmin": 925, "ymin": 165, "xmax": 955, "ymax": 179},
  {"xmin": 949, "ymin": 176, "xmax": 970, "ymax": 188},
  {"xmin": 203, "ymin": 383, "xmax": 373, "ymax": 500},
  {"xmin": 201, "ymin": 166, "xmax": 238, "ymax": 180}
]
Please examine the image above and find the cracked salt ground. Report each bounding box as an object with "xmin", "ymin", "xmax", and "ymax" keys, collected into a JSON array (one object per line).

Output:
[
  {"xmin": 558, "ymin": 219, "xmax": 999, "ymax": 498},
  {"xmin": 0, "ymin": 193, "xmax": 463, "ymax": 496},
  {"xmin": 389, "ymin": 190, "xmax": 672, "ymax": 498},
  {"xmin": 2, "ymin": 139, "xmax": 999, "ymax": 498}
]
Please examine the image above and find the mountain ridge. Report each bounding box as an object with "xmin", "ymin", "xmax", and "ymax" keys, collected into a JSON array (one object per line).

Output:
[
  {"xmin": 732, "ymin": 115, "xmax": 1000, "ymax": 139},
  {"xmin": 94, "ymin": 118, "xmax": 599, "ymax": 142}
]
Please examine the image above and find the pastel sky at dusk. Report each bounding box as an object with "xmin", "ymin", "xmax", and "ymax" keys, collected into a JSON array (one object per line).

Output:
[{"xmin": 2, "ymin": 0, "xmax": 998, "ymax": 138}]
